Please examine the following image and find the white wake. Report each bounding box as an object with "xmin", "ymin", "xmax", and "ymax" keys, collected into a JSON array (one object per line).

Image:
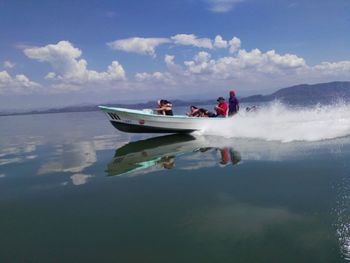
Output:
[{"xmin": 199, "ymin": 101, "xmax": 350, "ymax": 143}]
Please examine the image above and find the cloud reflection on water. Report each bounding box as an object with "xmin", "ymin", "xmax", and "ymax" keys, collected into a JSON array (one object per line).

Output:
[
  {"xmin": 30, "ymin": 134, "xmax": 131, "ymax": 187},
  {"xmin": 70, "ymin": 173, "xmax": 93, "ymax": 186},
  {"xmin": 38, "ymin": 142, "xmax": 97, "ymax": 175},
  {"xmin": 0, "ymin": 136, "xmax": 41, "ymax": 166}
]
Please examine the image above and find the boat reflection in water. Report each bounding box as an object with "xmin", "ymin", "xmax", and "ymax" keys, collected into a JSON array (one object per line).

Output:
[{"xmin": 106, "ymin": 134, "xmax": 241, "ymax": 177}]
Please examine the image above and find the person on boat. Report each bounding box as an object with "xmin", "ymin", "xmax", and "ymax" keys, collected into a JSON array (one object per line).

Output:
[
  {"xmin": 156, "ymin": 100, "xmax": 163, "ymax": 114},
  {"xmin": 187, "ymin": 106, "xmax": 215, "ymax": 118},
  {"xmin": 214, "ymin": 97, "xmax": 228, "ymax": 117},
  {"xmin": 187, "ymin": 106, "xmax": 200, "ymax": 117},
  {"xmin": 228, "ymin": 90, "xmax": 240, "ymax": 116},
  {"xmin": 198, "ymin": 108, "xmax": 216, "ymax": 117},
  {"xmin": 156, "ymin": 99, "xmax": 173, "ymax": 116}
]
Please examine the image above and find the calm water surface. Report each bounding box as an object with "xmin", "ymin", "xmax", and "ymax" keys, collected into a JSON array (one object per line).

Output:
[{"xmin": 1, "ymin": 111, "xmax": 350, "ymax": 262}]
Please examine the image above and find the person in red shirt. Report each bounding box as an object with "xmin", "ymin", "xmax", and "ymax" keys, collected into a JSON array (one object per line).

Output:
[{"xmin": 215, "ymin": 97, "xmax": 228, "ymax": 117}]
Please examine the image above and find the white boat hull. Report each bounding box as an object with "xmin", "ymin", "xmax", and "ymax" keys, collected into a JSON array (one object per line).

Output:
[{"xmin": 99, "ymin": 106, "xmax": 224, "ymax": 133}]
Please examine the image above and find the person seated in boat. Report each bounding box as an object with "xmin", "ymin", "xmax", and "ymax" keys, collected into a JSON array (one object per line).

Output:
[
  {"xmin": 156, "ymin": 100, "xmax": 163, "ymax": 114},
  {"xmin": 187, "ymin": 106, "xmax": 200, "ymax": 117},
  {"xmin": 198, "ymin": 108, "xmax": 216, "ymax": 117},
  {"xmin": 214, "ymin": 97, "xmax": 228, "ymax": 117},
  {"xmin": 156, "ymin": 99, "xmax": 173, "ymax": 116},
  {"xmin": 187, "ymin": 106, "xmax": 215, "ymax": 117}
]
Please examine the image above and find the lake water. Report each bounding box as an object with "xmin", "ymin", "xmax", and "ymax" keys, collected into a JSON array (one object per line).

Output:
[{"xmin": 1, "ymin": 105, "xmax": 350, "ymax": 262}]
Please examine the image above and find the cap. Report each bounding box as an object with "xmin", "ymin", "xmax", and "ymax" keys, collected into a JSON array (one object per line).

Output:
[
  {"xmin": 229, "ymin": 90, "xmax": 235, "ymax": 96},
  {"xmin": 217, "ymin": 97, "xmax": 225, "ymax": 102}
]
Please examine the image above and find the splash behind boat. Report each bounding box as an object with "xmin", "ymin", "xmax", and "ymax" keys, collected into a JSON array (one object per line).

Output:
[{"xmin": 99, "ymin": 106, "xmax": 226, "ymax": 134}]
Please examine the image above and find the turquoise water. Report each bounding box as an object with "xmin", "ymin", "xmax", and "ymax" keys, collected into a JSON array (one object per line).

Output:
[{"xmin": 1, "ymin": 110, "xmax": 350, "ymax": 262}]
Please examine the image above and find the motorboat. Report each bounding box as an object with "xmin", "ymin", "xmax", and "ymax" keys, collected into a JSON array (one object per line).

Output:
[{"xmin": 98, "ymin": 106, "xmax": 228, "ymax": 134}]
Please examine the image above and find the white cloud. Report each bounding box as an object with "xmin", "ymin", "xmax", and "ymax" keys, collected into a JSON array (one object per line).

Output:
[
  {"xmin": 104, "ymin": 34, "xmax": 350, "ymax": 95},
  {"xmin": 134, "ymin": 42, "xmax": 350, "ymax": 96},
  {"xmin": 107, "ymin": 37, "xmax": 170, "ymax": 57},
  {"xmin": 181, "ymin": 48, "xmax": 307, "ymax": 79},
  {"xmin": 171, "ymin": 34, "xmax": 213, "ymax": 49},
  {"xmin": 207, "ymin": 0, "xmax": 244, "ymax": 13},
  {"xmin": 3, "ymin": 61, "xmax": 15, "ymax": 69},
  {"xmin": 0, "ymin": 70, "xmax": 40, "ymax": 94},
  {"xmin": 2, "ymin": 34, "xmax": 349, "ymax": 101},
  {"xmin": 228, "ymin": 37, "xmax": 241, "ymax": 53},
  {"xmin": 23, "ymin": 41, "xmax": 125, "ymax": 91},
  {"xmin": 313, "ymin": 61, "xmax": 350, "ymax": 75},
  {"xmin": 236, "ymin": 49, "xmax": 306, "ymax": 72},
  {"xmin": 135, "ymin": 71, "xmax": 175, "ymax": 84},
  {"xmin": 214, "ymin": 35, "xmax": 228, "ymax": 48},
  {"xmin": 45, "ymin": 72, "xmax": 56, "ymax": 79},
  {"xmin": 136, "ymin": 47, "xmax": 311, "ymax": 91},
  {"xmin": 109, "ymin": 34, "xmax": 217, "ymax": 57},
  {"xmin": 241, "ymin": 48, "xmax": 304, "ymax": 74},
  {"xmin": 184, "ymin": 51, "xmax": 214, "ymax": 74},
  {"xmin": 108, "ymin": 35, "xmax": 238, "ymax": 56},
  {"xmin": 165, "ymin": 55, "xmax": 175, "ymax": 66}
]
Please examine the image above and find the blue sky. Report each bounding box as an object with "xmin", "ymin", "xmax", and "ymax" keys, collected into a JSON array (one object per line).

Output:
[{"xmin": 0, "ymin": 0, "xmax": 349, "ymax": 110}]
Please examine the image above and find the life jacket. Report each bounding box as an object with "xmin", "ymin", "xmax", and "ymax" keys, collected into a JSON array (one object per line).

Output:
[{"xmin": 216, "ymin": 102, "xmax": 228, "ymax": 117}]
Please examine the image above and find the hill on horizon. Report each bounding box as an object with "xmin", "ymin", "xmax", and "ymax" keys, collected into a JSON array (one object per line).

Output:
[{"xmin": 241, "ymin": 81, "xmax": 350, "ymax": 105}]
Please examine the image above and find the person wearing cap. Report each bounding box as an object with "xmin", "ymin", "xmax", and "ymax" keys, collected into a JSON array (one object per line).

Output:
[
  {"xmin": 228, "ymin": 90, "xmax": 240, "ymax": 116},
  {"xmin": 214, "ymin": 97, "xmax": 228, "ymax": 117}
]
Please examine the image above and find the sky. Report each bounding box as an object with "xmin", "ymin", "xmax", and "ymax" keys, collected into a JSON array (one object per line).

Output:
[{"xmin": 0, "ymin": 0, "xmax": 350, "ymax": 110}]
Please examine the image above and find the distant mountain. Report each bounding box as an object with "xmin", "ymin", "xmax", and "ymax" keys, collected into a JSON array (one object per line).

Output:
[
  {"xmin": 241, "ymin": 81, "xmax": 350, "ymax": 105},
  {"xmin": 1, "ymin": 81, "xmax": 350, "ymax": 116}
]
